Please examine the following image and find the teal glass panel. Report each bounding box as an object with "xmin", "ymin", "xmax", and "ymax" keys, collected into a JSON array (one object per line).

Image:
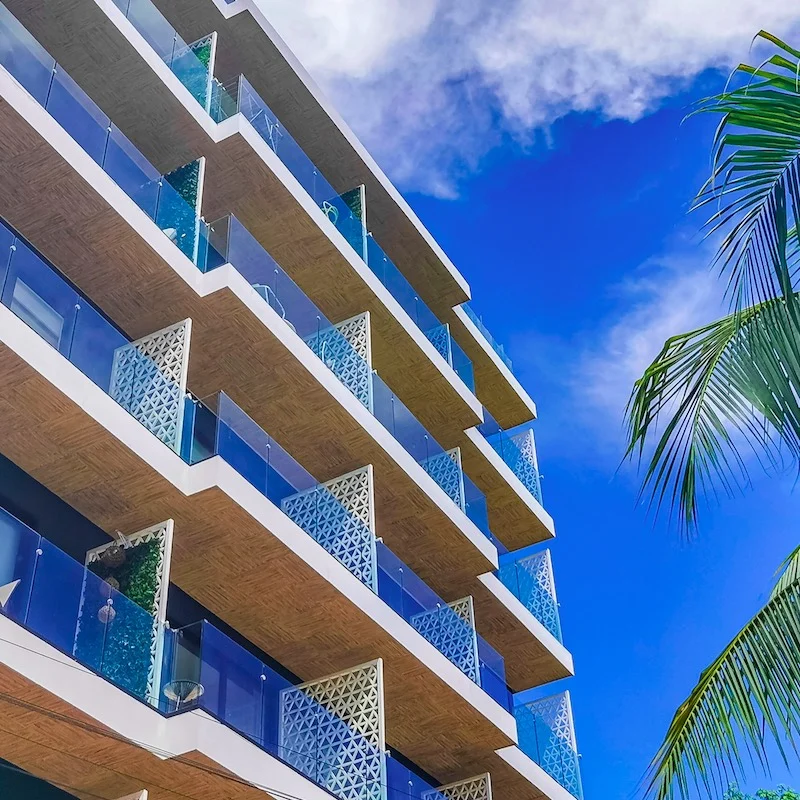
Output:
[
  {"xmin": 46, "ymin": 65, "xmax": 109, "ymax": 163},
  {"xmin": 0, "ymin": 3, "xmax": 55, "ymax": 103}
]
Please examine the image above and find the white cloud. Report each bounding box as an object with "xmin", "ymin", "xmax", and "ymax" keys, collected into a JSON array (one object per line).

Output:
[
  {"xmin": 512, "ymin": 240, "xmax": 726, "ymax": 461},
  {"xmin": 258, "ymin": 0, "xmax": 800, "ymax": 194},
  {"xmin": 579, "ymin": 248, "xmax": 723, "ymax": 429}
]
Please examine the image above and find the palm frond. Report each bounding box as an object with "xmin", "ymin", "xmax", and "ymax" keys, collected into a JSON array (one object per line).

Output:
[
  {"xmin": 772, "ymin": 544, "xmax": 800, "ymax": 598},
  {"xmin": 645, "ymin": 574, "xmax": 800, "ymax": 800},
  {"xmin": 694, "ymin": 32, "xmax": 800, "ymax": 310},
  {"xmin": 625, "ymin": 297, "xmax": 800, "ymax": 531}
]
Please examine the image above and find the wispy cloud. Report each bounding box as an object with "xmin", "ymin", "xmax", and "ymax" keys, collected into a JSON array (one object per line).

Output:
[
  {"xmin": 513, "ymin": 237, "xmax": 726, "ymax": 466},
  {"xmin": 578, "ymin": 247, "xmax": 724, "ymax": 436},
  {"xmin": 258, "ymin": 0, "xmax": 800, "ymax": 194}
]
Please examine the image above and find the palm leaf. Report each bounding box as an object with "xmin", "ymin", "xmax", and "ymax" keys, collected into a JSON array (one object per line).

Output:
[
  {"xmin": 693, "ymin": 32, "xmax": 800, "ymax": 310},
  {"xmin": 645, "ymin": 555, "xmax": 800, "ymax": 800},
  {"xmin": 626, "ymin": 296, "xmax": 800, "ymax": 531}
]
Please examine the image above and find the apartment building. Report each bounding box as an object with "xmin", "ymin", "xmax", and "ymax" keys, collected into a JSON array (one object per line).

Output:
[{"xmin": 0, "ymin": 2, "xmax": 583, "ymax": 799}]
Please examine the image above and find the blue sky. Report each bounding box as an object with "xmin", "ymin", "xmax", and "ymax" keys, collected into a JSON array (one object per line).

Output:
[{"xmin": 406, "ymin": 74, "xmax": 799, "ymax": 798}]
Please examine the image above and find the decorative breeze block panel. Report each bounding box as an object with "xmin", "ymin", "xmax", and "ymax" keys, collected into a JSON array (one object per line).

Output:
[
  {"xmin": 425, "ymin": 322, "xmax": 454, "ymax": 367},
  {"xmin": 500, "ymin": 550, "xmax": 562, "ymax": 641},
  {"xmin": 308, "ymin": 312, "xmax": 373, "ymax": 411},
  {"xmin": 281, "ymin": 466, "xmax": 378, "ymax": 591},
  {"xmin": 280, "ymin": 660, "xmax": 385, "ymax": 800},
  {"xmin": 424, "ymin": 774, "xmax": 492, "ymax": 800},
  {"xmin": 411, "ymin": 595, "xmax": 479, "ymax": 684},
  {"xmin": 509, "ymin": 428, "xmax": 542, "ymax": 503},
  {"xmin": 422, "ymin": 447, "xmax": 466, "ymax": 510},
  {"xmin": 109, "ymin": 320, "xmax": 191, "ymax": 452},
  {"xmin": 515, "ymin": 692, "xmax": 582, "ymax": 798}
]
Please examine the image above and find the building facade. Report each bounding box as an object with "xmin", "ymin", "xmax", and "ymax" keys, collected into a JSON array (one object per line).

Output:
[{"xmin": 0, "ymin": 3, "xmax": 583, "ymax": 800}]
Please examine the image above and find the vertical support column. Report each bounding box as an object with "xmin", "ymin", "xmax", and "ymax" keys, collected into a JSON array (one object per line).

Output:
[
  {"xmin": 281, "ymin": 465, "xmax": 378, "ymax": 590},
  {"xmin": 80, "ymin": 520, "xmax": 174, "ymax": 704},
  {"xmin": 109, "ymin": 319, "xmax": 191, "ymax": 452},
  {"xmin": 310, "ymin": 311, "xmax": 373, "ymax": 412},
  {"xmin": 280, "ymin": 659, "xmax": 386, "ymax": 800},
  {"xmin": 421, "ymin": 447, "xmax": 466, "ymax": 510},
  {"xmin": 411, "ymin": 595, "xmax": 480, "ymax": 684}
]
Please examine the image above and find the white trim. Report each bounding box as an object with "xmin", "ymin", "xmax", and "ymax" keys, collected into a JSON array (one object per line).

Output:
[{"xmin": 0, "ymin": 616, "xmax": 337, "ymax": 800}]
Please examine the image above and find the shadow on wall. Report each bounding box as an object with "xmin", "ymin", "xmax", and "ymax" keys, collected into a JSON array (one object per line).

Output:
[{"xmin": 0, "ymin": 758, "xmax": 76, "ymax": 799}]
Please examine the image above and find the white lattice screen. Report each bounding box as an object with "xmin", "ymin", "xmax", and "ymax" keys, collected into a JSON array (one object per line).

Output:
[
  {"xmin": 421, "ymin": 447, "xmax": 466, "ymax": 510},
  {"xmin": 509, "ymin": 428, "xmax": 542, "ymax": 503},
  {"xmin": 411, "ymin": 595, "xmax": 479, "ymax": 683},
  {"xmin": 424, "ymin": 774, "xmax": 492, "ymax": 800},
  {"xmin": 82, "ymin": 520, "xmax": 174, "ymax": 704},
  {"xmin": 115, "ymin": 792, "xmax": 149, "ymax": 800},
  {"xmin": 280, "ymin": 660, "xmax": 386, "ymax": 800},
  {"xmin": 309, "ymin": 312, "xmax": 373, "ymax": 411},
  {"xmin": 515, "ymin": 692, "xmax": 582, "ymax": 798},
  {"xmin": 425, "ymin": 322, "xmax": 454, "ymax": 367},
  {"xmin": 281, "ymin": 465, "xmax": 378, "ymax": 590},
  {"xmin": 109, "ymin": 320, "xmax": 191, "ymax": 452}
]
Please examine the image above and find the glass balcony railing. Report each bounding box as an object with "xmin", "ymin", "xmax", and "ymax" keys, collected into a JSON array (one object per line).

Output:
[
  {"xmin": 0, "ymin": 4, "xmax": 221, "ymax": 273},
  {"xmin": 0, "ymin": 214, "xmax": 509, "ymax": 701},
  {"xmin": 461, "ymin": 303, "xmax": 513, "ymax": 372},
  {"xmin": 92, "ymin": 0, "xmax": 479, "ymax": 391},
  {"xmin": 386, "ymin": 758, "xmax": 448, "ymax": 800},
  {"xmin": 110, "ymin": 0, "xmax": 215, "ymax": 111},
  {"xmin": 0, "ymin": 507, "xmax": 383, "ymax": 800},
  {"xmin": 162, "ymin": 620, "xmax": 386, "ymax": 799},
  {"xmin": 515, "ymin": 693, "xmax": 583, "ymax": 799},
  {"xmin": 497, "ymin": 550, "xmax": 562, "ymax": 642},
  {"xmin": 205, "ymin": 74, "xmax": 475, "ymax": 390},
  {"xmin": 0, "ymin": 7, "xmax": 493, "ymax": 545},
  {"xmin": 377, "ymin": 542, "xmax": 511, "ymax": 711},
  {"xmin": 478, "ymin": 410, "xmax": 542, "ymax": 505}
]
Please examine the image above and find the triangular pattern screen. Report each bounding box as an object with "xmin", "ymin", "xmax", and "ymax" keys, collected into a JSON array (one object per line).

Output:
[
  {"xmin": 281, "ymin": 466, "xmax": 378, "ymax": 591},
  {"xmin": 307, "ymin": 312, "xmax": 373, "ymax": 412},
  {"xmin": 515, "ymin": 693, "xmax": 582, "ymax": 799},
  {"xmin": 410, "ymin": 596, "xmax": 479, "ymax": 683},
  {"xmin": 421, "ymin": 447, "xmax": 466, "ymax": 510},
  {"xmin": 280, "ymin": 661, "xmax": 385, "ymax": 800},
  {"xmin": 109, "ymin": 320, "xmax": 191, "ymax": 452}
]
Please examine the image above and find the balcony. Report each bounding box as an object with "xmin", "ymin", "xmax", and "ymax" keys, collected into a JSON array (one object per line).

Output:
[
  {"xmin": 0, "ymin": 5, "xmax": 497, "ymax": 606},
  {"xmin": 514, "ymin": 694, "xmax": 583, "ymax": 800},
  {"xmin": 469, "ymin": 547, "xmax": 572, "ymax": 692},
  {"xmin": 3, "ymin": 0, "xmax": 484, "ymax": 442},
  {"xmin": 479, "ymin": 413, "xmax": 542, "ymax": 505},
  {"xmin": 0, "ymin": 212, "xmax": 516, "ymax": 774},
  {"xmin": 450, "ymin": 303, "xmax": 537, "ymax": 430},
  {"xmin": 458, "ymin": 410, "xmax": 553, "ymax": 551},
  {"xmin": 150, "ymin": 0, "xmax": 472, "ymax": 313},
  {"xmin": 497, "ymin": 551, "xmax": 562, "ymax": 643},
  {"xmin": 462, "ymin": 304, "xmax": 513, "ymax": 372}
]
